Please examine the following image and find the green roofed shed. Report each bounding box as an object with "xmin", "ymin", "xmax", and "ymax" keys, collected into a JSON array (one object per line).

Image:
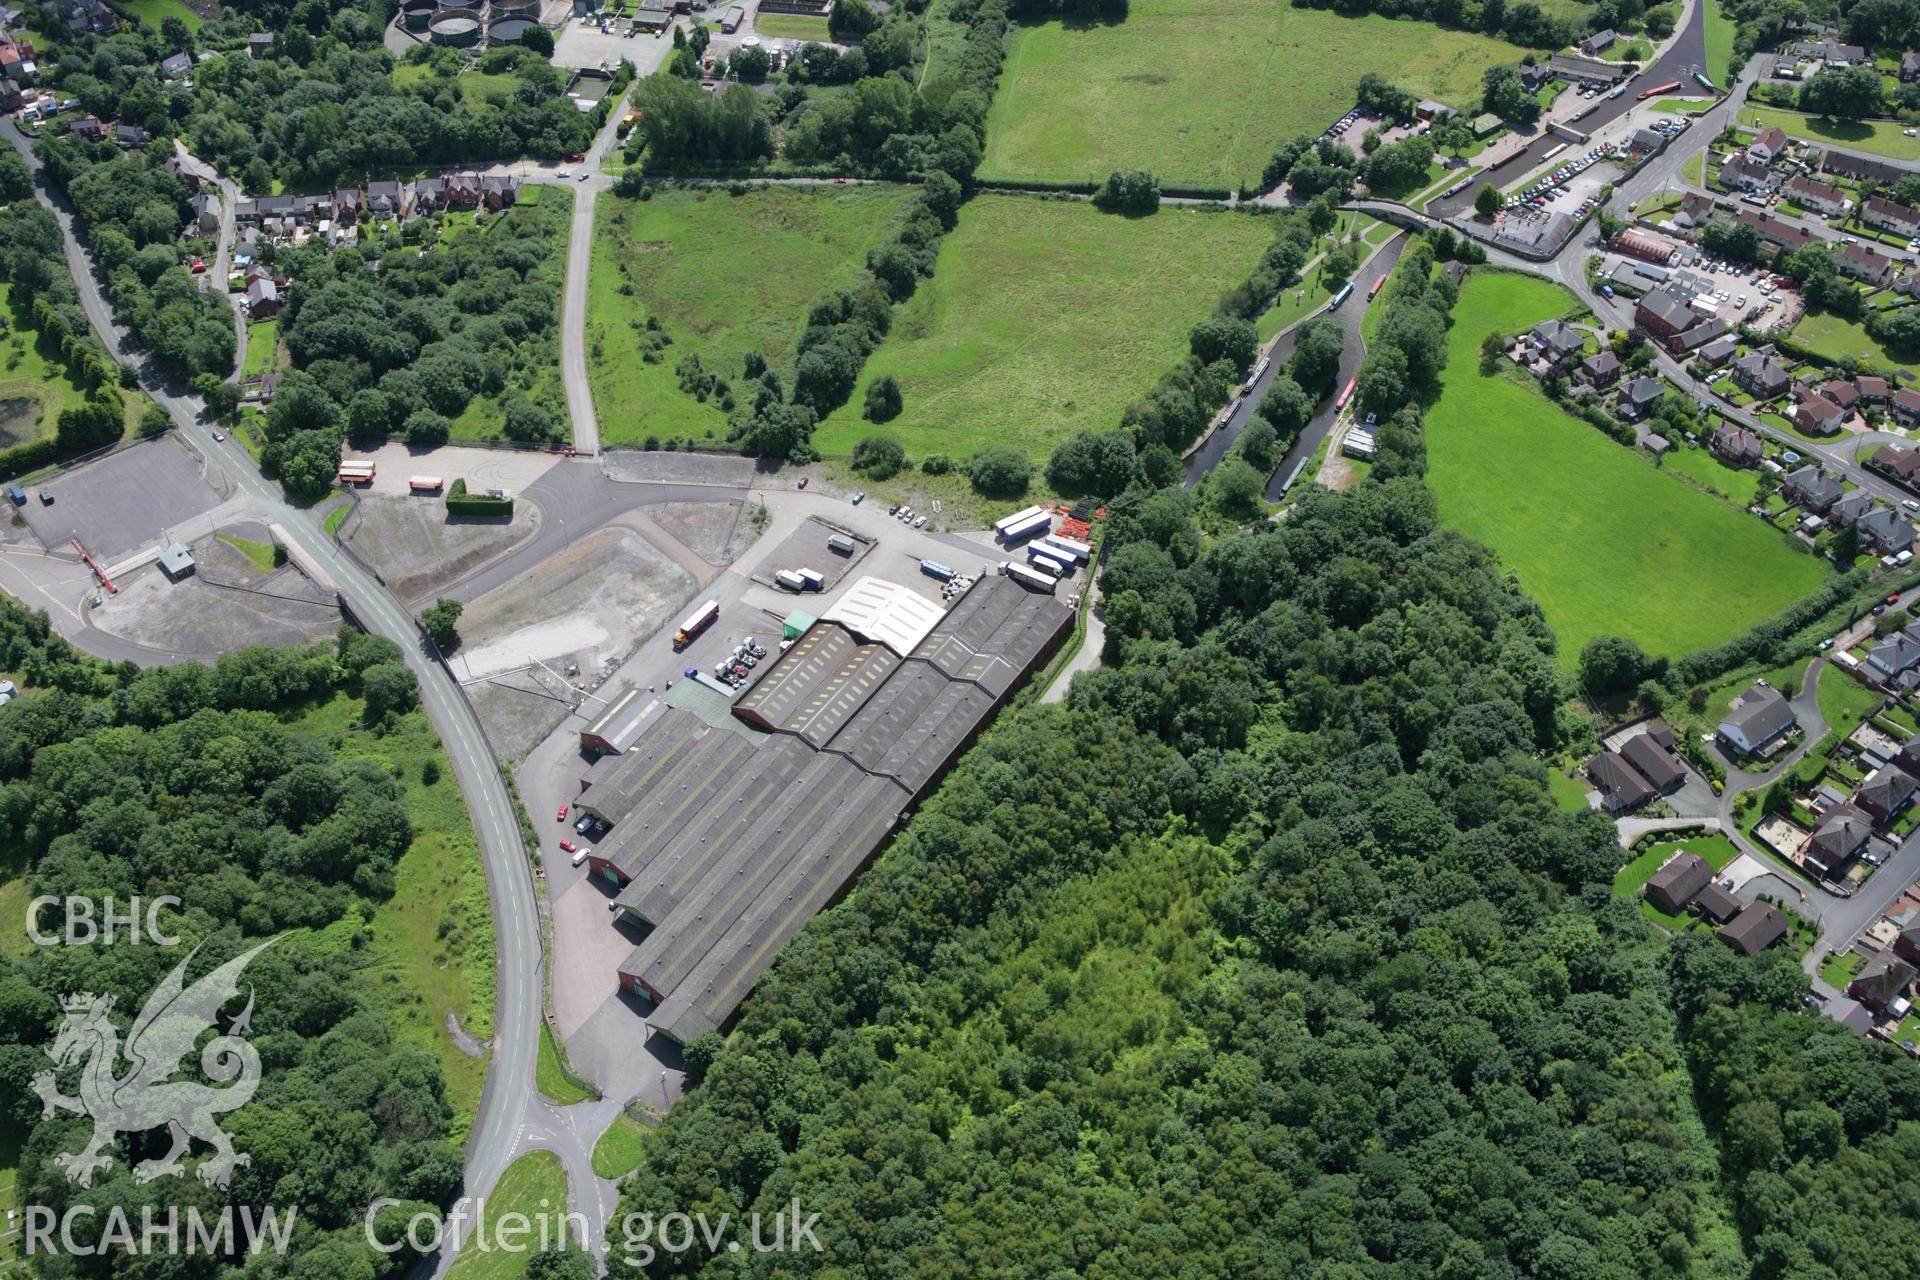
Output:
[{"xmin": 783, "ymin": 610, "xmax": 816, "ymax": 640}]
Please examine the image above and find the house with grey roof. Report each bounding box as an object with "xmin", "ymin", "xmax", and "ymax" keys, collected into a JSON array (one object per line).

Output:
[
  {"xmin": 1860, "ymin": 507, "xmax": 1915, "ymax": 556},
  {"xmin": 1806, "ymin": 802, "xmax": 1872, "ymax": 872},
  {"xmin": 1717, "ymin": 682, "xmax": 1795, "ymax": 756},
  {"xmin": 1856, "ymin": 765, "xmax": 1916, "ymax": 823},
  {"xmin": 1733, "ymin": 350, "xmax": 1791, "ymax": 398},
  {"xmin": 1827, "ymin": 489, "xmax": 1875, "ymax": 528},
  {"xmin": 1711, "ymin": 423, "xmax": 1762, "ymax": 465},
  {"xmin": 1618, "ymin": 375, "xmax": 1665, "ymax": 420},
  {"xmin": 1847, "ymin": 953, "xmax": 1915, "ymax": 1012},
  {"xmin": 159, "ymin": 51, "xmax": 191, "ymax": 79},
  {"xmin": 1588, "ymin": 752, "xmax": 1654, "ymax": 812},
  {"xmin": 1622, "ymin": 732, "xmax": 1686, "ymax": 792},
  {"xmin": 1529, "ymin": 319, "xmax": 1582, "ymax": 365},
  {"xmin": 1865, "ymin": 625, "xmax": 1920, "ymax": 687},
  {"xmin": 1581, "ymin": 350, "xmax": 1621, "ymax": 387},
  {"xmin": 1645, "ymin": 850, "xmax": 1711, "ymax": 914},
  {"xmin": 1719, "ymin": 902, "xmax": 1787, "ymax": 955},
  {"xmin": 1782, "ymin": 464, "xmax": 1843, "ymax": 511}
]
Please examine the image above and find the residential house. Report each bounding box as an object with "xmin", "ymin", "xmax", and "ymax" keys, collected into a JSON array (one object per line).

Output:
[
  {"xmin": 1828, "ymin": 489, "xmax": 1875, "ymax": 528},
  {"xmin": 247, "ymin": 33, "xmax": 273, "ymax": 57},
  {"xmin": 1856, "ymin": 766, "xmax": 1916, "ymax": 823},
  {"xmin": 1820, "ymin": 380, "xmax": 1861, "ymax": 411},
  {"xmin": 480, "ymin": 175, "xmax": 519, "ymax": 210},
  {"xmin": 1518, "ymin": 64, "xmax": 1553, "ymax": 93},
  {"xmin": 1846, "ymin": 953, "xmax": 1916, "ymax": 1012},
  {"xmin": 245, "ymin": 277, "xmax": 280, "ymax": 318},
  {"xmin": 1582, "ymin": 28, "xmax": 1616, "ymax": 55},
  {"xmin": 1694, "ymin": 881, "xmax": 1742, "ymax": 923},
  {"xmin": 1748, "ymin": 127, "xmax": 1791, "ymax": 164},
  {"xmin": 444, "ymin": 173, "xmax": 481, "ymax": 208},
  {"xmin": 413, "ymin": 176, "xmax": 446, "ymax": 210},
  {"xmin": 1717, "ymin": 682, "xmax": 1796, "ymax": 756},
  {"xmin": 1675, "ymin": 193, "xmax": 1716, "ymax": 227},
  {"xmin": 1632, "ymin": 126, "xmax": 1667, "ymax": 155},
  {"xmin": 1896, "ymin": 389, "xmax": 1920, "ymax": 429},
  {"xmin": 1793, "ymin": 393, "xmax": 1845, "ymax": 435},
  {"xmin": 162, "ymin": 153, "xmax": 216, "ymax": 191},
  {"xmin": 1636, "ymin": 289, "xmax": 1700, "ymax": 341},
  {"xmin": 1905, "ymin": 50, "xmax": 1920, "ymax": 82},
  {"xmin": 1720, "ymin": 155, "xmax": 1774, "ymax": 192},
  {"xmin": 1783, "ymin": 174, "xmax": 1848, "ymax": 216},
  {"xmin": 1619, "ymin": 375, "xmax": 1666, "ymax": 420},
  {"xmin": 1698, "ymin": 334, "xmax": 1738, "ymax": 366},
  {"xmin": 191, "ymin": 191, "xmax": 219, "ymax": 234},
  {"xmin": 1790, "ymin": 38, "xmax": 1867, "ymax": 66},
  {"xmin": 1719, "ymin": 902, "xmax": 1788, "ymax": 955},
  {"xmin": 1588, "ymin": 752, "xmax": 1655, "ymax": 812},
  {"xmin": 113, "ymin": 124, "xmax": 146, "ymax": 148},
  {"xmin": 1860, "ymin": 507, "xmax": 1916, "ymax": 555},
  {"xmin": 1863, "ymin": 196, "xmax": 1920, "ymax": 239},
  {"xmin": 1736, "ymin": 208, "xmax": 1818, "ymax": 250},
  {"xmin": 159, "ymin": 51, "xmax": 191, "ymax": 80},
  {"xmin": 365, "ymin": 179, "xmax": 410, "ymax": 220},
  {"xmin": 1581, "ymin": 350, "xmax": 1622, "ymax": 387},
  {"xmin": 1733, "ymin": 350, "xmax": 1791, "ymax": 398},
  {"xmin": 1785, "ymin": 464, "xmax": 1845, "ymax": 510},
  {"xmin": 1671, "ymin": 317, "xmax": 1731, "ymax": 357},
  {"xmin": 1838, "ymin": 242, "xmax": 1896, "ymax": 286},
  {"xmin": 1895, "ymin": 919, "xmax": 1920, "ymax": 966},
  {"xmin": 1823, "ymin": 994, "xmax": 1876, "ymax": 1033},
  {"xmin": 1712, "ymin": 423, "xmax": 1763, "ymax": 465},
  {"xmin": 1858, "ymin": 375, "xmax": 1890, "ymax": 403},
  {"xmin": 1621, "ymin": 732, "xmax": 1686, "ymax": 792},
  {"xmin": 1868, "ymin": 623, "xmax": 1920, "ymax": 686},
  {"xmin": 1529, "ymin": 319, "xmax": 1583, "ymax": 365},
  {"xmin": 1644, "ymin": 851, "xmax": 1711, "ymax": 915},
  {"xmin": 1822, "ymin": 150, "xmax": 1907, "ymax": 184},
  {"xmin": 0, "ymin": 79, "xmax": 18, "ymax": 113},
  {"xmin": 332, "ymin": 188, "xmax": 363, "ymax": 223},
  {"xmin": 73, "ymin": 115, "xmax": 105, "ymax": 142}
]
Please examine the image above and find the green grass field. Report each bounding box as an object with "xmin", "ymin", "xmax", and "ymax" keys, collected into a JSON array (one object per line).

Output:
[
  {"xmin": 592, "ymin": 1112, "xmax": 652, "ymax": 1180},
  {"xmin": 1615, "ymin": 834, "xmax": 1742, "ymax": 928},
  {"xmin": 1648, "ymin": 98, "xmax": 1715, "ymax": 114},
  {"xmin": 1739, "ymin": 106, "xmax": 1920, "ymax": 161},
  {"xmin": 1661, "ymin": 444, "xmax": 1764, "ymax": 507},
  {"xmin": 242, "ymin": 318, "xmax": 279, "ymax": 380},
  {"xmin": 538, "ymin": 1022, "xmax": 594, "ymax": 1105},
  {"xmin": 754, "ymin": 13, "xmax": 830, "ymax": 40},
  {"xmin": 446, "ymin": 1151, "xmax": 570, "ymax": 1280},
  {"xmin": 284, "ymin": 693, "xmax": 495, "ymax": 1139},
  {"xmin": 116, "ymin": 0, "xmax": 202, "ymax": 33},
  {"xmin": 981, "ymin": 2, "xmax": 1526, "ymax": 188},
  {"xmin": 1817, "ymin": 662, "xmax": 1886, "ymax": 733},
  {"xmin": 0, "ymin": 301, "xmax": 144, "ymax": 452},
  {"xmin": 1793, "ymin": 308, "xmax": 1910, "ymax": 368},
  {"xmin": 1703, "ymin": 0, "xmax": 1736, "ymax": 82},
  {"xmin": 1427, "ymin": 273, "xmax": 1830, "ymax": 662},
  {"xmin": 814, "ymin": 195, "xmax": 1275, "ymax": 464},
  {"xmin": 589, "ymin": 185, "xmax": 910, "ymax": 446}
]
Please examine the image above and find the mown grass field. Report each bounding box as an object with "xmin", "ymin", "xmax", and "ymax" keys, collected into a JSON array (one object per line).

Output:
[
  {"xmin": 592, "ymin": 1112, "xmax": 652, "ymax": 1180},
  {"xmin": 284, "ymin": 693, "xmax": 495, "ymax": 1139},
  {"xmin": 754, "ymin": 13, "xmax": 830, "ymax": 40},
  {"xmin": 0, "ymin": 301, "xmax": 143, "ymax": 451},
  {"xmin": 589, "ymin": 185, "xmax": 910, "ymax": 446},
  {"xmin": 1703, "ymin": 0, "xmax": 1736, "ymax": 82},
  {"xmin": 117, "ymin": 0, "xmax": 201, "ymax": 32},
  {"xmin": 816, "ymin": 195, "xmax": 1273, "ymax": 464},
  {"xmin": 981, "ymin": 3, "xmax": 1526, "ymax": 188},
  {"xmin": 446, "ymin": 1151, "xmax": 569, "ymax": 1280},
  {"xmin": 1793, "ymin": 308, "xmax": 1910, "ymax": 368},
  {"xmin": 1661, "ymin": 444, "xmax": 1764, "ymax": 507},
  {"xmin": 1426, "ymin": 273, "xmax": 1830, "ymax": 662},
  {"xmin": 242, "ymin": 318, "xmax": 280, "ymax": 380},
  {"xmin": 1739, "ymin": 106, "xmax": 1920, "ymax": 161}
]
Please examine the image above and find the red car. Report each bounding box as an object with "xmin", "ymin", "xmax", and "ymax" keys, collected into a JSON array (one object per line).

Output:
[
  {"xmin": 556, "ymin": 803, "xmax": 569, "ymax": 822},
  {"xmin": 834, "ymin": 177, "xmax": 847, "ymax": 184},
  {"xmin": 564, "ymin": 152, "xmax": 585, "ymax": 163},
  {"xmin": 189, "ymin": 257, "xmax": 206, "ymax": 274},
  {"xmin": 1890, "ymin": 593, "xmax": 1903, "ymax": 605},
  {"xmin": 797, "ymin": 476, "xmax": 809, "ymax": 488},
  {"xmin": 559, "ymin": 839, "xmax": 578, "ymax": 853}
]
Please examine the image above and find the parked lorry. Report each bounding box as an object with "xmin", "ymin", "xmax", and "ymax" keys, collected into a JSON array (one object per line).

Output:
[
  {"xmin": 673, "ymin": 600, "xmax": 719, "ymax": 648},
  {"xmin": 920, "ymin": 559, "xmax": 955, "ymax": 581},
  {"xmin": 797, "ymin": 568, "xmax": 825, "ymax": 591},
  {"xmin": 775, "ymin": 569, "xmax": 806, "ymax": 592},
  {"xmin": 827, "ymin": 533, "xmax": 856, "ymax": 555}
]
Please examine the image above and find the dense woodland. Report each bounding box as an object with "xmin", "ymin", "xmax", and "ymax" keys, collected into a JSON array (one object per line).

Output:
[
  {"xmin": 249, "ymin": 190, "xmax": 572, "ymax": 500},
  {"xmin": 19, "ymin": 1, "xmax": 599, "ymax": 192},
  {"xmin": 0, "ymin": 602, "xmax": 462, "ymax": 1278},
  {"xmin": 616, "ymin": 251, "xmax": 1920, "ymax": 1279}
]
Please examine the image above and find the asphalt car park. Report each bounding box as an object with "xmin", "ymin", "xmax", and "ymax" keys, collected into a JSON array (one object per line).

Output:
[{"xmin": 19, "ymin": 437, "xmax": 226, "ymax": 562}]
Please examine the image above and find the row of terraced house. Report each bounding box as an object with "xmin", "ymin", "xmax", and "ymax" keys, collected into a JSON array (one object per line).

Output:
[{"xmin": 233, "ymin": 174, "xmax": 521, "ymax": 226}]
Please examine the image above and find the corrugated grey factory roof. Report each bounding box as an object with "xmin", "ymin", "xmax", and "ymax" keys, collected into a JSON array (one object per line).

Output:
[
  {"xmin": 910, "ymin": 576, "xmax": 1072, "ymax": 698},
  {"xmin": 641, "ymin": 770, "xmax": 908, "ymax": 1045},
  {"xmin": 620, "ymin": 763, "xmax": 907, "ymax": 1004},
  {"xmin": 824, "ymin": 659, "xmax": 996, "ymax": 792},
  {"xmin": 582, "ymin": 684, "xmax": 655, "ymax": 754},
  {"xmin": 730, "ymin": 623, "xmax": 898, "ymax": 745},
  {"xmin": 580, "ymin": 712, "xmax": 763, "ymax": 872},
  {"xmin": 612, "ymin": 733, "xmax": 818, "ymax": 924}
]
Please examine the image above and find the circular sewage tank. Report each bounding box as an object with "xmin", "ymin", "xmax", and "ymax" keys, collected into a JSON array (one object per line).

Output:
[
  {"xmin": 491, "ymin": 0, "xmax": 539, "ymax": 12},
  {"xmin": 435, "ymin": 0, "xmax": 480, "ymax": 11},
  {"xmin": 401, "ymin": 0, "xmax": 436, "ymax": 29},
  {"xmin": 488, "ymin": 15, "xmax": 536, "ymax": 41},
  {"xmin": 428, "ymin": 13, "xmax": 481, "ymax": 44}
]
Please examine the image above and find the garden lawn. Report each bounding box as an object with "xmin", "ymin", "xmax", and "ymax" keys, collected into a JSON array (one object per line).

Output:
[
  {"xmin": 242, "ymin": 318, "xmax": 280, "ymax": 380},
  {"xmin": 1662, "ymin": 444, "xmax": 1764, "ymax": 507},
  {"xmin": 446, "ymin": 1151, "xmax": 568, "ymax": 1280},
  {"xmin": 1427, "ymin": 273, "xmax": 1830, "ymax": 662},
  {"xmin": 283, "ymin": 693, "xmax": 494, "ymax": 1139},
  {"xmin": 1793, "ymin": 308, "xmax": 1910, "ymax": 368},
  {"xmin": 117, "ymin": 0, "xmax": 201, "ymax": 32},
  {"xmin": 1738, "ymin": 106, "xmax": 1920, "ymax": 161},
  {"xmin": 1821, "ymin": 949, "xmax": 1861, "ymax": 989},
  {"xmin": 815, "ymin": 195, "xmax": 1274, "ymax": 464},
  {"xmin": 1616, "ymin": 834, "xmax": 1742, "ymax": 900},
  {"xmin": 1817, "ymin": 662, "xmax": 1885, "ymax": 733},
  {"xmin": 589, "ymin": 185, "xmax": 910, "ymax": 446},
  {"xmin": 981, "ymin": 2, "xmax": 1526, "ymax": 189}
]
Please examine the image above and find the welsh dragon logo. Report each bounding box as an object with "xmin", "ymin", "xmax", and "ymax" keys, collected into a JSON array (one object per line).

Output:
[{"xmin": 31, "ymin": 939, "xmax": 277, "ymax": 1189}]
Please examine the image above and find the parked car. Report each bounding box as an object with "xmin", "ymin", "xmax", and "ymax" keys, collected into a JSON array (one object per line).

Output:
[
  {"xmin": 557, "ymin": 804, "xmax": 569, "ymax": 822},
  {"xmin": 559, "ymin": 839, "xmax": 578, "ymax": 853},
  {"xmin": 852, "ymin": 490, "xmax": 865, "ymax": 504},
  {"xmin": 571, "ymin": 847, "xmax": 591, "ymax": 867},
  {"xmin": 797, "ymin": 476, "xmax": 808, "ymax": 488},
  {"xmin": 1889, "ymin": 593, "xmax": 1903, "ymax": 605}
]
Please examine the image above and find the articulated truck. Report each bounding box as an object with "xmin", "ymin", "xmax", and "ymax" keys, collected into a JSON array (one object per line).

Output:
[{"xmin": 673, "ymin": 600, "xmax": 719, "ymax": 649}]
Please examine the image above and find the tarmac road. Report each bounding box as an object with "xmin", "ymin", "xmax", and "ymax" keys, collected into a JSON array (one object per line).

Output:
[
  {"xmin": 0, "ymin": 120, "xmax": 556, "ymax": 1275},
  {"xmin": 559, "ymin": 88, "xmax": 634, "ymax": 458}
]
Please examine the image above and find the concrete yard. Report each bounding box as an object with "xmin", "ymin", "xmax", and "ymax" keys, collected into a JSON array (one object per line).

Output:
[
  {"xmin": 456, "ymin": 526, "xmax": 697, "ymax": 761},
  {"xmin": 87, "ymin": 527, "xmax": 340, "ymax": 655},
  {"xmin": 340, "ymin": 442, "xmax": 561, "ymax": 498},
  {"xmin": 750, "ymin": 515, "xmax": 875, "ymax": 593},
  {"xmin": 601, "ymin": 450, "xmax": 762, "ymax": 488},
  {"xmin": 341, "ymin": 492, "xmax": 540, "ymax": 604},
  {"xmin": 21, "ymin": 437, "xmax": 228, "ymax": 562},
  {"xmin": 647, "ymin": 501, "xmax": 751, "ymax": 567}
]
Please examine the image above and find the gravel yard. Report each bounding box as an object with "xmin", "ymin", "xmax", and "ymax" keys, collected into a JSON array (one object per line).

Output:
[{"xmin": 341, "ymin": 493, "xmax": 539, "ymax": 604}]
